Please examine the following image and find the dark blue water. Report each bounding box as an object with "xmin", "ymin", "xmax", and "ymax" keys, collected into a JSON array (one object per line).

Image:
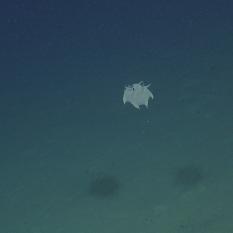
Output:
[{"xmin": 0, "ymin": 1, "xmax": 233, "ymax": 232}]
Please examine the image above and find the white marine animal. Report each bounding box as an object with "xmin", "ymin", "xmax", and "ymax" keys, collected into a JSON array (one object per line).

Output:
[{"xmin": 123, "ymin": 81, "xmax": 154, "ymax": 109}]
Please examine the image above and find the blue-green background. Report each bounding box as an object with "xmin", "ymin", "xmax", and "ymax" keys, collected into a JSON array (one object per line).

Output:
[{"xmin": 0, "ymin": 0, "xmax": 233, "ymax": 232}]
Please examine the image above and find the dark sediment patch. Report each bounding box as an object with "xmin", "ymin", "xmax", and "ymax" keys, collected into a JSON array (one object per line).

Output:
[
  {"xmin": 174, "ymin": 164, "xmax": 204, "ymax": 189},
  {"xmin": 88, "ymin": 174, "xmax": 120, "ymax": 199}
]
